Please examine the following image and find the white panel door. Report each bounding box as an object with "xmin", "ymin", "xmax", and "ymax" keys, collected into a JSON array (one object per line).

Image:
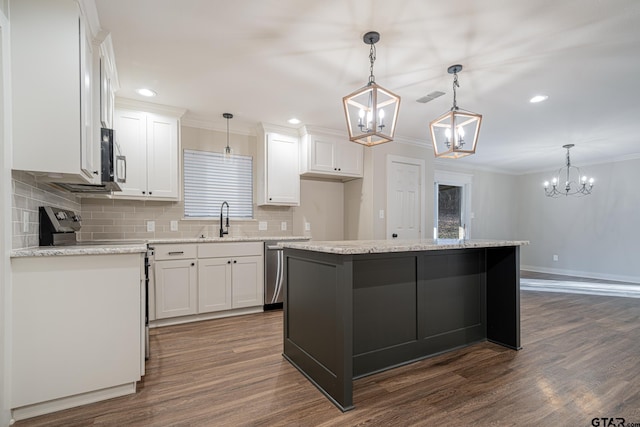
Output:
[
  {"xmin": 231, "ymin": 255, "xmax": 263, "ymax": 308},
  {"xmin": 266, "ymin": 133, "xmax": 299, "ymax": 205},
  {"xmin": 146, "ymin": 113, "xmax": 178, "ymax": 199},
  {"xmin": 115, "ymin": 110, "xmax": 147, "ymax": 197},
  {"xmin": 198, "ymin": 258, "xmax": 232, "ymax": 313},
  {"xmin": 387, "ymin": 157, "xmax": 423, "ymax": 239}
]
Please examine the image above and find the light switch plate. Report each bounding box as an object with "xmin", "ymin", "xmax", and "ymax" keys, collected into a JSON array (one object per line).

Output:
[
  {"xmin": 259, "ymin": 221, "xmax": 268, "ymax": 231},
  {"xmin": 281, "ymin": 221, "xmax": 287, "ymax": 231},
  {"xmin": 170, "ymin": 220, "xmax": 178, "ymax": 231},
  {"xmin": 305, "ymin": 222, "xmax": 311, "ymax": 231},
  {"xmin": 379, "ymin": 209, "xmax": 385, "ymax": 219},
  {"xmin": 147, "ymin": 221, "xmax": 155, "ymax": 232}
]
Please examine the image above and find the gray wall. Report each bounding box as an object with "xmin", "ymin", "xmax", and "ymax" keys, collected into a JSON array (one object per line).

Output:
[
  {"xmin": 433, "ymin": 164, "xmax": 519, "ymax": 240},
  {"xmin": 517, "ymin": 157, "xmax": 640, "ymax": 283}
]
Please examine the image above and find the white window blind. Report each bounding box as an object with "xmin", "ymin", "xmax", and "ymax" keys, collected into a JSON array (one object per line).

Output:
[{"xmin": 184, "ymin": 150, "xmax": 253, "ymax": 218}]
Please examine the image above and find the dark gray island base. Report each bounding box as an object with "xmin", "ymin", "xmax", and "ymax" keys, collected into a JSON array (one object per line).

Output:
[{"xmin": 281, "ymin": 239, "xmax": 528, "ymax": 411}]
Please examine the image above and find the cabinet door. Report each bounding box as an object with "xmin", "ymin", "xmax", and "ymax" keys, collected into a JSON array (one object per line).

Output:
[
  {"xmin": 336, "ymin": 140, "xmax": 364, "ymax": 177},
  {"xmin": 115, "ymin": 110, "xmax": 148, "ymax": 197},
  {"xmin": 266, "ymin": 133, "xmax": 300, "ymax": 205},
  {"xmin": 231, "ymin": 255, "xmax": 264, "ymax": 308},
  {"xmin": 146, "ymin": 113, "xmax": 179, "ymax": 199},
  {"xmin": 309, "ymin": 136, "xmax": 336, "ymax": 173},
  {"xmin": 155, "ymin": 259, "xmax": 197, "ymax": 319},
  {"xmin": 198, "ymin": 258, "xmax": 232, "ymax": 313},
  {"xmin": 79, "ymin": 13, "xmax": 97, "ymax": 182},
  {"xmin": 11, "ymin": 0, "xmax": 93, "ymax": 183}
]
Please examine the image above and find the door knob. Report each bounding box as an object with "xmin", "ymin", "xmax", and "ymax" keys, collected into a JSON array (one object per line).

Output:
[{"xmin": 392, "ymin": 233, "xmax": 398, "ymax": 238}]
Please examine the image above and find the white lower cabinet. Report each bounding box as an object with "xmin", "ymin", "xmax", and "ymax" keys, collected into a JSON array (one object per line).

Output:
[
  {"xmin": 155, "ymin": 259, "xmax": 198, "ymax": 319},
  {"xmin": 198, "ymin": 258, "xmax": 232, "ymax": 313},
  {"xmin": 153, "ymin": 242, "xmax": 264, "ymax": 322},
  {"xmin": 11, "ymin": 253, "xmax": 144, "ymax": 419}
]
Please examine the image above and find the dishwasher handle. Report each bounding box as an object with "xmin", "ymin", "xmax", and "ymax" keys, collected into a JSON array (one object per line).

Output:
[{"xmin": 266, "ymin": 245, "xmax": 281, "ymax": 250}]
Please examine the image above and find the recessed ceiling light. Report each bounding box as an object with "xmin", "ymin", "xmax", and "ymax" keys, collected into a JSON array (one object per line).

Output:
[
  {"xmin": 529, "ymin": 95, "xmax": 548, "ymax": 103},
  {"xmin": 287, "ymin": 118, "xmax": 301, "ymax": 125},
  {"xmin": 136, "ymin": 88, "xmax": 157, "ymax": 97}
]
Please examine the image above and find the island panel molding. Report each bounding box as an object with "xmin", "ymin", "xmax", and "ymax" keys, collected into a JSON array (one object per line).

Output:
[{"xmin": 282, "ymin": 239, "xmax": 527, "ymax": 411}]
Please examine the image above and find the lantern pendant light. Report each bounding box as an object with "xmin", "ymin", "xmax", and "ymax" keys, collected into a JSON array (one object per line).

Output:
[
  {"xmin": 343, "ymin": 31, "xmax": 400, "ymax": 146},
  {"xmin": 430, "ymin": 65, "xmax": 482, "ymax": 159}
]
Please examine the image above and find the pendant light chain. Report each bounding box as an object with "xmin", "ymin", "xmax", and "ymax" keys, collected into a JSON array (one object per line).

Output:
[
  {"xmin": 452, "ymin": 71, "xmax": 460, "ymax": 111},
  {"xmin": 368, "ymin": 42, "xmax": 376, "ymax": 85}
]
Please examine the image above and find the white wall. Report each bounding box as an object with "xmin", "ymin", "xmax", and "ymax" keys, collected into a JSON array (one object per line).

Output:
[
  {"xmin": 1, "ymin": 6, "xmax": 12, "ymax": 425},
  {"xmin": 293, "ymin": 178, "xmax": 344, "ymax": 241},
  {"xmin": 434, "ymin": 163, "xmax": 519, "ymax": 240},
  {"xmin": 517, "ymin": 158, "xmax": 640, "ymax": 283},
  {"xmin": 345, "ymin": 140, "xmax": 434, "ymax": 240}
]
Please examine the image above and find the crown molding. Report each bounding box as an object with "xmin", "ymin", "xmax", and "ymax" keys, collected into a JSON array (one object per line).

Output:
[{"xmin": 115, "ymin": 98, "xmax": 187, "ymax": 118}]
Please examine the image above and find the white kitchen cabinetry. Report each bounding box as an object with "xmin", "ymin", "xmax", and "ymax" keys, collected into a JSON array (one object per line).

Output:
[
  {"xmin": 99, "ymin": 35, "xmax": 118, "ymax": 129},
  {"xmin": 300, "ymin": 126, "xmax": 364, "ymax": 180},
  {"xmin": 198, "ymin": 242, "xmax": 264, "ymax": 312},
  {"xmin": 11, "ymin": 253, "xmax": 144, "ymax": 419},
  {"xmin": 154, "ymin": 244, "xmax": 198, "ymax": 319},
  {"xmin": 114, "ymin": 102, "xmax": 184, "ymax": 201},
  {"xmin": 11, "ymin": 0, "xmax": 100, "ymax": 184},
  {"xmin": 257, "ymin": 123, "xmax": 300, "ymax": 206},
  {"xmin": 151, "ymin": 242, "xmax": 263, "ymax": 323}
]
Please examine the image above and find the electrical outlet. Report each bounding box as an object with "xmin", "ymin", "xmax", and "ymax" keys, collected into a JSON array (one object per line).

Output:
[
  {"xmin": 258, "ymin": 221, "xmax": 268, "ymax": 231},
  {"xmin": 22, "ymin": 211, "xmax": 29, "ymax": 233},
  {"xmin": 281, "ymin": 221, "xmax": 287, "ymax": 231},
  {"xmin": 305, "ymin": 222, "xmax": 311, "ymax": 231},
  {"xmin": 553, "ymin": 254, "xmax": 559, "ymax": 261},
  {"xmin": 170, "ymin": 220, "xmax": 178, "ymax": 231},
  {"xmin": 147, "ymin": 221, "xmax": 155, "ymax": 232}
]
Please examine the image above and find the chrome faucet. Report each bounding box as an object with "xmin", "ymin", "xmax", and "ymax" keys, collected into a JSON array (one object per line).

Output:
[{"xmin": 219, "ymin": 201, "xmax": 229, "ymax": 237}]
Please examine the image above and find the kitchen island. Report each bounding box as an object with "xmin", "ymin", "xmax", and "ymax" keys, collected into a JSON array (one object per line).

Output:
[{"xmin": 280, "ymin": 239, "xmax": 528, "ymax": 411}]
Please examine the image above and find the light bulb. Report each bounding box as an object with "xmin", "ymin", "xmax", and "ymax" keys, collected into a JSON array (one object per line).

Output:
[
  {"xmin": 445, "ymin": 128, "xmax": 452, "ymax": 139},
  {"xmin": 358, "ymin": 109, "xmax": 365, "ymax": 119},
  {"xmin": 589, "ymin": 178, "xmax": 594, "ymax": 185},
  {"xmin": 457, "ymin": 125, "xmax": 465, "ymax": 138},
  {"xmin": 552, "ymin": 177, "xmax": 558, "ymax": 185},
  {"xmin": 581, "ymin": 176, "xmax": 587, "ymax": 183},
  {"xmin": 544, "ymin": 181, "xmax": 549, "ymax": 188}
]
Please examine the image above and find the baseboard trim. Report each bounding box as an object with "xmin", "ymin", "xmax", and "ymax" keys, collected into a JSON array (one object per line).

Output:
[
  {"xmin": 521, "ymin": 265, "xmax": 640, "ymax": 284},
  {"xmin": 521, "ymin": 278, "xmax": 640, "ymax": 298}
]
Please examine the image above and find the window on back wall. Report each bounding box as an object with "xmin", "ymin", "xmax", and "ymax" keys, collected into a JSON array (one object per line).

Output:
[{"xmin": 183, "ymin": 149, "xmax": 253, "ymax": 219}]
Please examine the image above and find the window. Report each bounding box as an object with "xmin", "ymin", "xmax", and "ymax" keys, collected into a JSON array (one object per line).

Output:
[{"xmin": 184, "ymin": 149, "xmax": 253, "ymax": 218}]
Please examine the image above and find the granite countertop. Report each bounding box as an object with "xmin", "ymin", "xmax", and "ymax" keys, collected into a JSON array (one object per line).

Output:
[
  {"xmin": 280, "ymin": 239, "xmax": 530, "ymax": 255},
  {"xmin": 147, "ymin": 236, "xmax": 309, "ymax": 244},
  {"xmin": 11, "ymin": 236, "xmax": 310, "ymax": 258},
  {"xmin": 11, "ymin": 242, "xmax": 149, "ymax": 258}
]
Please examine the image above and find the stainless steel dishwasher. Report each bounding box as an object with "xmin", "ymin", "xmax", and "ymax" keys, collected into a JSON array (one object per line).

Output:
[{"xmin": 264, "ymin": 239, "xmax": 307, "ymax": 310}]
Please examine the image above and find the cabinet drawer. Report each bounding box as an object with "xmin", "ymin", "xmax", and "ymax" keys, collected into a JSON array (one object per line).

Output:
[
  {"xmin": 154, "ymin": 244, "xmax": 197, "ymax": 260},
  {"xmin": 198, "ymin": 242, "xmax": 263, "ymax": 258}
]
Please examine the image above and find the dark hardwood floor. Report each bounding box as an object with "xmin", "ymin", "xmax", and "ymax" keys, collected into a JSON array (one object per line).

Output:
[{"xmin": 15, "ymin": 290, "xmax": 640, "ymax": 426}]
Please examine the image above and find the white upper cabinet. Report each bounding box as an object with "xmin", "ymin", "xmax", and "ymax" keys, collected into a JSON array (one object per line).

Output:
[
  {"xmin": 300, "ymin": 126, "xmax": 363, "ymax": 180},
  {"xmin": 257, "ymin": 123, "xmax": 300, "ymax": 206},
  {"xmin": 114, "ymin": 100, "xmax": 185, "ymax": 201},
  {"xmin": 11, "ymin": 0, "xmax": 100, "ymax": 184},
  {"xmin": 99, "ymin": 35, "xmax": 118, "ymax": 129}
]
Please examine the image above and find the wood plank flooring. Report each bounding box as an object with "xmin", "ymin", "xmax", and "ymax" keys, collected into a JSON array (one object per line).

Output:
[{"xmin": 15, "ymin": 290, "xmax": 640, "ymax": 426}]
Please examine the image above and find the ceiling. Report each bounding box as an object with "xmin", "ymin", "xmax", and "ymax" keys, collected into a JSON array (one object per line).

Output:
[{"xmin": 94, "ymin": 0, "xmax": 640, "ymax": 174}]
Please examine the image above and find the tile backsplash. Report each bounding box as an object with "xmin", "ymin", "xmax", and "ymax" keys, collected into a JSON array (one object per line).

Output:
[
  {"xmin": 11, "ymin": 171, "xmax": 297, "ymax": 249},
  {"xmin": 11, "ymin": 171, "xmax": 81, "ymax": 249},
  {"xmin": 78, "ymin": 198, "xmax": 295, "ymax": 241}
]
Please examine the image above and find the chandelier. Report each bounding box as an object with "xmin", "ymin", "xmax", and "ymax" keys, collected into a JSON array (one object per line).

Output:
[
  {"xmin": 343, "ymin": 31, "xmax": 400, "ymax": 146},
  {"xmin": 429, "ymin": 65, "xmax": 482, "ymax": 159},
  {"xmin": 544, "ymin": 144, "xmax": 594, "ymax": 197}
]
